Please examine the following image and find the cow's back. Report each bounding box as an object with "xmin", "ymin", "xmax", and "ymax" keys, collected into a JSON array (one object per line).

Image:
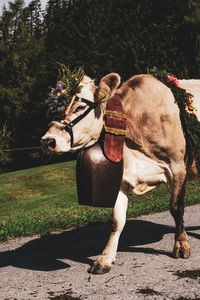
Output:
[{"xmin": 117, "ymin": 74, "xmax": 186, "ymax": 165}]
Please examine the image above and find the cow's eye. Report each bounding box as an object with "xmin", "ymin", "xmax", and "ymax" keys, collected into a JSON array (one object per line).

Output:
[{"xmin": 74, "ymin": 105, "xmax": 86, "ymax": 113}]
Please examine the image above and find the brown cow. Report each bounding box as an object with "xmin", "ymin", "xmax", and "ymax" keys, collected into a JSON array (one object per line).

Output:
[{"xmin": 41, "ymin": 73, "xmax": 199, "ymax": 274}]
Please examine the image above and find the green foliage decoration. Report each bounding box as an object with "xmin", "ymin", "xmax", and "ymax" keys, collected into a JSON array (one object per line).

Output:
[
  {"xmin": 149, "ymin": 67, "xmax": 200, "ymax": 177},
  {"xmin": 46, "ymin": 63, "xmax": 85, "ymax": 115}
]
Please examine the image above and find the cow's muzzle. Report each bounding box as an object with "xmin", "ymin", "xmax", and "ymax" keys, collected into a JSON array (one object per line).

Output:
[{"xmin": 41, "ymin": 137, "xmax": 56, "ymax": 152}]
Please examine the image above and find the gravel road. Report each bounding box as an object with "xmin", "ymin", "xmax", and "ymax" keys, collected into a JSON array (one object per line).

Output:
[{"xmin": 0, "ymin": 204, "xmax": 200, "ymax": 300}]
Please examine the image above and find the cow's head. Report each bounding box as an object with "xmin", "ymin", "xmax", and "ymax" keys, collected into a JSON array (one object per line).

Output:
[{"xmin": 41, "ymin": 73, "xmax": 121, "ymax": 154}]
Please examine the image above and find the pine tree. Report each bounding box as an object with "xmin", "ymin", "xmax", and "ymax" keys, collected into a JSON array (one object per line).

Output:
[
  {"xmin": 43, "ymin": 0, "xmax": 200, "ymax": 81},
  {"xmin": 0, "ymin": 0, "xmax": 29, "ymax": 138},
  {"xmin": 184, "ymin": 0, "xmax": 200, "ymax": 77},
  {"xmin": 0, "ymin": 0, "xmax": 46, "ymax": 170}
]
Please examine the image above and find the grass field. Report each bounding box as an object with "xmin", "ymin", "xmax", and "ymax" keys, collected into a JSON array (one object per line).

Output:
[{"xmin": 0, "ymin": 160, "xmax": 200, "ymax": 242}]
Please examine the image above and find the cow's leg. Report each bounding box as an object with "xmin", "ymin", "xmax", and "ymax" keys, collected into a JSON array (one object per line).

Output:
[
  {"xmin": 170, "ymin": 164, "xmax": 190, "ymax": 259},
  {"xmin": 90, "ymin": 183, "xmax": 129, "ymax": 274}
]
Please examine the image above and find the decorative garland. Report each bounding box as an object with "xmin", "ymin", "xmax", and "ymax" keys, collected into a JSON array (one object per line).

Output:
[
  {"xmin": 149, "ymin": 67, "xmax": 200, "ymax": 177},
  {"xmin": 45, "ymin": 63, "xmax": 85, "ymax": 115}
]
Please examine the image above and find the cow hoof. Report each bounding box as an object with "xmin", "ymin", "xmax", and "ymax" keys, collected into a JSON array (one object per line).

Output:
[
  {"xmin": 90, "ymin": 263, "xmax": 111, "ymax": 274},
  {"xmin": 173, "ymin": 242, "xmax": 190, "ymax": 259}
]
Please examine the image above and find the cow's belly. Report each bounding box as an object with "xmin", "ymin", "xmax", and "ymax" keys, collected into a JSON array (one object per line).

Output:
[{"xmin": 122, "ymin": 146, "xmax": 172, "ymax": 195}]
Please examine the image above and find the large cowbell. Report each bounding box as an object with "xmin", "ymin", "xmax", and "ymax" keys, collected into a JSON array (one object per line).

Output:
[
  {"xmin": 76, "ymin": 143, "xmax": 123, "ymax": 207},
  {"xmin": 76, "ymin": 94, "xmax": 126, "ymax": 208}
]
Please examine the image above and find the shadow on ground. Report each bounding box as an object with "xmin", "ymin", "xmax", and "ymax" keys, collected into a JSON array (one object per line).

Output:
[{"xmin": 0, "ymin": 220, "xmax": 199, "ymax": 272}]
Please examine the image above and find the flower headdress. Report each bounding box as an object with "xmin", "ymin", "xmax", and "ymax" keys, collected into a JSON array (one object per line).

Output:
[{"xmin": 46, "ymin": 63, "xmax": 85, "ymax": 115}]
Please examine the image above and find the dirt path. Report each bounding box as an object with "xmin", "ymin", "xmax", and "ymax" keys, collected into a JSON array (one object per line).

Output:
[{"xmin": 0, "ymin": 204, "xmax": 200, "ymax": 300}]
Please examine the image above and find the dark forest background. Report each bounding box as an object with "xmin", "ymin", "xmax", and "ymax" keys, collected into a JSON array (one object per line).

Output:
[{"xmin": 1, "ymin": 0, "xmax": 200, "ymax": 172}]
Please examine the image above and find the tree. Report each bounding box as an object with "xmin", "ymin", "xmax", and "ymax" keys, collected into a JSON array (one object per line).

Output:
[
  {"xmin": 43, "ymin": 0, "xmax": 200, "ymax": 81},
  {"xmin": 0, "ymin": 0, "xmax": 46, "ymax": 171},
  {"xmin": 184, "ymin": 0, "xmax": 200, "ymax": 77}
]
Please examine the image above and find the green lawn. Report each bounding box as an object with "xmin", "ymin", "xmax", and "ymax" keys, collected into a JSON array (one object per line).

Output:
[{"xmin": 0, "ymin": 160, "xmax": 200, "ymax": 242}]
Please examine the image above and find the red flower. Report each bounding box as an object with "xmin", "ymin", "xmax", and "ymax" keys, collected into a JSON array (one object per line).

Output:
[{"xmin": 168, "ymin": 76, "xmax": 180, "ymax": 87}]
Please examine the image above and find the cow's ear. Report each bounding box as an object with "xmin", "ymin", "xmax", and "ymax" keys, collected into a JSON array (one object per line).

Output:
[{"xmin": 95, "ymin": 73, "xmax": 121, "ymax": 102}]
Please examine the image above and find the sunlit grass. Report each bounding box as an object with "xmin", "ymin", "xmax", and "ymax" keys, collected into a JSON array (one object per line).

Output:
[{"xmin": 0, "ymin": 161, "xmax": 199, "ymax": 241}]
